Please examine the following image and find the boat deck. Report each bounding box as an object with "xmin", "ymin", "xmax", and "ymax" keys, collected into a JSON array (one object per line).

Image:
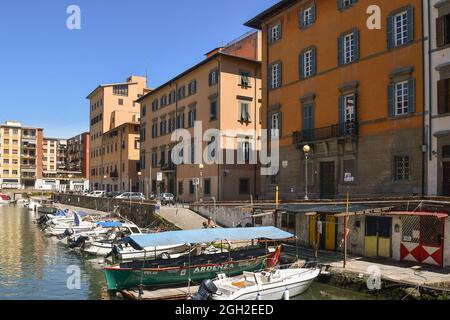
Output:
[{"xmin": 121, "ymin": 285, "xmax": 199, "ymax": 300}]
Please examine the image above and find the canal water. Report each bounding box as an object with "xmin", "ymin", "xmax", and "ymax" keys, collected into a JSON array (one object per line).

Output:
[{"xmin": 0, "ymin": 205, "xmax": 379, "ymax": 300}]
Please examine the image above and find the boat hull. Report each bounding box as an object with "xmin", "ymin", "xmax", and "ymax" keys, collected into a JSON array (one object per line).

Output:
[{"xmin": 104, "ymin": 247, "xmax": 280, "ymax": 291}]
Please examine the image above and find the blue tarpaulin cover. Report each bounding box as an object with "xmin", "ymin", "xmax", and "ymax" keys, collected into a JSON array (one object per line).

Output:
[
  {"xmin": 97, "ymin": 221, "xmax": 123, "ymax": 228},
  {"xmin": 123, "ymin": 227, "xmax": 293, "ymax": 250}
]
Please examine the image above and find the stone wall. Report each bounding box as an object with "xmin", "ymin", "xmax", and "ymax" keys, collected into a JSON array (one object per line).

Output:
[
  {"xmin": 53, "ymin": 194, "xmax": 177, "ymax": 230},
  {"xmin": 189, "ymin": 203, "xmax": 274, "ymax": 228}
]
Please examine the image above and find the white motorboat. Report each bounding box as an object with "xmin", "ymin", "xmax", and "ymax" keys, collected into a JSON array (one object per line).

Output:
[
  {"xmin": 199, "ymin": 267, "xmax": 320, "ymax": 300},
  {"xmin": 0, "ymin": 194, "xmax": 13, "ymax": 205},
  {"xmin": 111, "ymin": 243, "xmax": 192, "ymax": 261}
]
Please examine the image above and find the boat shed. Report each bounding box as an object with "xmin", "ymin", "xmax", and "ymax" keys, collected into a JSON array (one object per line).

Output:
[{"xmin": 275, "ymin": 203, "xmax": 450, "ymax": 268}]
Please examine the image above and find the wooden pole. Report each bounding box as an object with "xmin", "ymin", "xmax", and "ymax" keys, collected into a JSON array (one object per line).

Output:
[
  {"xmin": 344, "ymin": 191, "xmax": 349, "ymax": 268},
  {"xmin": 275, "ymin": 186, "xmax": 279, "ymax": 209}
]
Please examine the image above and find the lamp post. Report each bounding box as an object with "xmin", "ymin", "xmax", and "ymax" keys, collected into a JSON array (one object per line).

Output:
[
  {"xmin": 103, "ymin": 175, "xmax": 107, "ymax": 197},
  {"xmin": 137, "ymin": 171, "xmax": 142, "ymax": 193},
  {"xmin": 303, "ymin": 145, "xmax": 311, "ymax": 200},
  {"xmin": 198, "ymin": 163, "xmax": 204, "ymax": 201}
]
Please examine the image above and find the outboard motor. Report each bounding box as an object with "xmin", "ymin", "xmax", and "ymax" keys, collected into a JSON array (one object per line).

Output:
[
  {"xmin": 58, "ymin": 228, "xmax": 74, "ymax": 240},
  {"xmin": 68, "ymin": 236, "xmax": 89, "ymax": 249},
  {"xmin": 192, "ymin": 279, "xmax": 218, "ymax": 301},
  {"xmin": 106, "ymin": 244, "xmax": 122, "ymax": 259}
]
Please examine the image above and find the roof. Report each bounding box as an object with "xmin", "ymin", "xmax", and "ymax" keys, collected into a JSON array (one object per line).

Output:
[
  {"xmin": 382, "ymin": 211, "xmax": 449, "ymax": 219},
  {"xmin": 123, "ymin": 227, "xmax": 294, "ymax": 250},
  {"xmin": 103, "ymin": 121, "xmax": 140, "ymax": 135},
  {"xmin": 277, "ymin": 203, "xmax": 389, "ymax": 214},
  {"xmin": 135, "ymin": 51, "xmax": 260, "ymax": 103},
  {"xmin": 244, "ymin": 0, "xmax": 300, "ymax": 29},
  {"xmin": 86, "ymin": 81, "xmax": 139, "ymax": 99}
]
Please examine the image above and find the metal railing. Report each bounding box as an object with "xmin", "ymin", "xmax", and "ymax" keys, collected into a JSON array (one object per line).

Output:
[{"xmin": 293, "ymin": 121, "xmax": 358, "ymax": 145}]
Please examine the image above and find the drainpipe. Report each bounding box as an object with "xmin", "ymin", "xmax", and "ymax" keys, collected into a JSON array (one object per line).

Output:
[
  {"xmin": 265, "ymin": 23, "xmax": 270, "ymax": 200},
  {"xmin": 421, "ymin": 0, "xmax": 428, "ymax": 197},
  {"xmin": 174, "ymin": 81, "xmax": 178, "ymax": 199},
  {"xmin": 254, "ymin": 63, "xmax": 258, "ymax": 198},
  {"xmin": 216, "ymin": 57, "xmax": 222, "ymax": 201}
]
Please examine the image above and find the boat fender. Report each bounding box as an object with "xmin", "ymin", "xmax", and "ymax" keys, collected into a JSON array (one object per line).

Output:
[
  {"xmin": 282, "ymin": 288, "xmax": 290, "ymax": 300},
  {"xmin": 192, "ymin": 279, "xmax": 218, "ymax": 301},
  {"xmin": 256, "ymin": 293, "xmax": 262, "ymax": 300},
  {"xmin": 159, "ymin": 252, "xmax": 171, "ymax": 260}
]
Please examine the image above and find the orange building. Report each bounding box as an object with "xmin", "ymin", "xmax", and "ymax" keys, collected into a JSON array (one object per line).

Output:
[{"xmin": 246, "ymin": 0, "xmax": 425, "ymax": 199}]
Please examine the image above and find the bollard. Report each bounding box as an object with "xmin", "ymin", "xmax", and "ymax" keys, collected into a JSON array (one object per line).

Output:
[
  {"xmin": 282, "ymin": 288, "xmax": 290, "ymax": 300},
  {"xmin": 256, "ymin": 292, "xmax": 262, "ymax": 300}
]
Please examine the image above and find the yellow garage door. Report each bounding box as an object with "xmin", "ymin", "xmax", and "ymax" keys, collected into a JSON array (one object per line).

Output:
[{"xmin": 325, "ymin": 215, "xmax": 336, "ymax": 251}]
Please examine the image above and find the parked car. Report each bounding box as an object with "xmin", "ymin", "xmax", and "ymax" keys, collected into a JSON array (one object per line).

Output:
[
  {"xmin": 106, "ymin": 191, "xmax": 123, "ymax": 198},
  {"xmin": 160, "ymin": 193, "xmax": 175, "ymax": 206},
  {"xmin": 115, "ymin": 192, "xmax": 146, "ymax": 201},
  {"xmin": 88, "ymin": 191, "xmax": 106, "ymax": 198}
]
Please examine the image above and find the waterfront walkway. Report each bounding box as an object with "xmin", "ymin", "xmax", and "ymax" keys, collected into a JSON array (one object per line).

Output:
[
  {"xmin": 157, "ymin": 204, "xmax": 210, "ymax": 230},
  {"xmin": 284, "ymin": 245, "xmax": 450, "ymax": 290}
]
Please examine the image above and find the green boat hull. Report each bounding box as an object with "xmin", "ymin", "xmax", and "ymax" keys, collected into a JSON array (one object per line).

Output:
[{"xmin": 105, "ymin": 252, "xmax": 276, "ymax": 291}]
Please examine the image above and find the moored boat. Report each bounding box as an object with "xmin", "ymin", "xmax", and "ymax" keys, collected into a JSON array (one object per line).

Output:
[
  {"xmin": 104, "ymin": 226, "xmax": 292, "ymax": 291},
  {"xmin": 0, "ymin": 194, "xmax": 13, "ymax": 205}
]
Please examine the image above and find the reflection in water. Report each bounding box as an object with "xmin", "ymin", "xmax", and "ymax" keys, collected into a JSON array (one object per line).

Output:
[
  {"xmin": 0, "ymin": 205, "xmax": 107, "ymax": 300},
  {"xmin": 0, "ymin": 205, "xmax": 378, "ymax": 300}
]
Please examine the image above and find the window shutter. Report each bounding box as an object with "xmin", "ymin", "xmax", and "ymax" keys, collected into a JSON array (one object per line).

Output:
[
  {"xmin": 387, "ymin": 15, "xmax": 394, "ymax": 49},
  {"xmin": 407, "ymin": 7, "xmax": 414, "ymax": 43},
  {"xmin": 299, "ymin": 11, "xmax": 305, "ymax": 28},
  {"xmin": 268, "ymin": 64, "xmax": 273, "ymax": 89},
  {"xmin": 339, "ymin": 95, "xmax": 345, "ymax": 124},
  {"xmin": 337, "ymin": 0, "xmax": 343, "ymax": 10},
  {"xmin": 338, "ymin": 36, "xmax": 343, "ymax": 65},
  {"xmin": 312, "ymin": 47, "xmax": 317, "ymax": 75},
  {"xmin": 437, "ymin": 79, "xmax": 448, "ymax": 115},
  {"xmin": 279, "ymin": 112, "xmax": 283, "ymax": 137},
  {"xmin": 354, "ymin": 30, "xmax": 360, "ymax": 60},
  {"xmin": 408, "ymin": 79, "xmax": 415, "ymax": 114},
  {"xmin": 436, "ymin": 16, "xmax": 445, "ymax": 48},
  {"xmin": 354, "ymin": 92, "xmax": 359, "ymax": 124},
  {"xmin": 278, "ymin": 62, "xmax": 283, "ymax": 87},
  {"xmin": 268, "ymin": 27, "xmax": 273, "ymax": 44},
  {"xmin": 268, "ymin": 112, "xmax": 273, "ymax": 139},
  {"xmin": 388, "ymin": 84, "xmax": 395, "ymax": 117},
  {"xmin": 311, "ymin": 4, "xmax": 316, "ymax": 23},
  {"xmin": 299, "ymin": 53, "xmax": 304, "ymax": 79}
]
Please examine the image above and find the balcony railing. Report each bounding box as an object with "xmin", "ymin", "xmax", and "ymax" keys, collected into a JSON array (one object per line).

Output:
[
  {"xmin": 110, "ymin": 171, "xmax": 119, "ymax": 178},
  {"xmin": 161, "ymin": 162, "xmax": 175, "ymax": 172},
  {"xmin": 293, "ymin": 121, "xmax": 358, "ymax": 145}
]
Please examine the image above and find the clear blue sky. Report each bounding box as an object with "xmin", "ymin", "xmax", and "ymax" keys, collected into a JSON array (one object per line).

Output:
[{"xmin": 0, "ymin": 0, "xmax": 274, "ymax": 138}]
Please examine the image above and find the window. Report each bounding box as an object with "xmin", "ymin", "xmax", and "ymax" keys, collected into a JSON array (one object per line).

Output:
[
  {"xmin": 168, "ymin": 91, "xmax": 176, "ymax": 104},
  {"xmin": 339, "ymin": 93, "xmax": 357, "ymax": 134},
  {"xmin": 177, "ymin": 113, "xmax": 185, "ymax": 129},
  {"xmin": 240, "ymin": 72, "xmax": 250, "ymax": 87},
  {"xmin": 300, "ymin": 48, "xmax": 316, "ymax": 79},
  {"xmin": 151, "ymin": 123, "xmax": 158, "ymax": 138},
  {"xmin": 303, "ymin": 104, "xmax": 314, "ymax": 131},
  {"xmin": 239, "ymin": 178, "xmax": 250, "ymax": 194},
  {"xmin": 152, "ymin": 152, "xmax": 158, "ymax": 167},
  {"xmin": 388, "ymin": 7, "xmax": 413, "ymax": 48},
  {"xmin": 177, "ymin": 86, "xmax": 186, "ymax": 100},
  {"xmin": 178, "ymin": 181, "xmax": 184, "ymax": 195},
  {"xmin": 188, "ymin": 80, "xmax": 197, "ymax": 95},
  {"xmin": 160, "ymin": 95, "xmax": 167, "ymax": 107},
  {"xmin": 239, "ymin": 102, "xmax": 250, "ymax": 122},
  {"xmin": 239, "ymin": 140, "xmax": 251, "ymax": 163},
  {"xmin": 209, "ymin": 70, "xmax": 219, "ymax": 86},
  {"xmin": 442, "ymin": 145, "xmax": 450, "ymax": 158},
  {"xmin": 113, "ymin": 85, "xmax": 128, "ymax": 96},
  {"xmin": 204, "ymin": 179, "xmax": 211, "ymax": 195},
  {"xmin": 269, "ymin": 62, "xmax": 282, "ymax": 89},
  {"xmin": 151, "ymin": 99, "xmax": 158, "ymax": 111},
  {"xmin": 395, "ymin": 156, "xmax": 410, "ymax": 180},
  {"xmin": 389, "ymin": 79, "xmax": 415, "ymax": 117},
  {"xmin": 270, "ymin": 112, "xmax": 281, "ymax": 138},
  {"xmin": 300, "ymin": 5, "xmax": 315, "ymax": 28},
  {"xmin": 160, "ymin": 150, "xmax": 166, "ymax": 166},
  {"xmin": 338, "ymin": 0, "xmax": 357, "ymax": 10},
  {"xmin": 189, "ymin": 180, "xmax": 195, "ymax": 195},
  {"xmin": 339, "ymin": 30, "xmax": 359, "ymax": 65},
  {"xmin": 269, "ymin": 24, "xmax": 281, "ymax": 43},
  {"xmin": 142, "ymin": 105, "xmax": 147, "ymax": 117},
  {"xmin": 437, "ymin": 14, "xmax": 450, "ymax": 47},
  {"xmin": 160, "ymin": 119, "xmax": 167, "ymax": 135},
  {"xmin": 210, "ymin": 101, "xmax": 217, "ymax": 120},
  {"xmin": 118, "ymin": 99, "xmax": 124, "ymax": 106},
  {"xmin": 188, "ymin": 109, "xmax": 196, "ymax": 127},
  {"xmin": 437, "ymin": 78, "xmax": 450, "ymax": 115}
]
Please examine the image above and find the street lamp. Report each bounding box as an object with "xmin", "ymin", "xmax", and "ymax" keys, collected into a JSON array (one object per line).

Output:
[
  {"xmin": 103, "ymin": 175, "xmax": 107, "ymax": 196},
  {"xmin": 137, "ymin": 171, "xmax": 142, "ymax": 194},
  {"xmin": 303, "ymin": 145, "xmax": 311, "ymax": 200}
]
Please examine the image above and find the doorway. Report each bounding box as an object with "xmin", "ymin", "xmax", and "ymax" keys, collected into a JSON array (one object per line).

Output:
[
  {"xmin": 320, "ymin": 162, "xmax": 335, "ymax": 199},
  {"xmin": 309, "ymin": 214, "xmax": 337, "ymax": 251},
  {"xmin": 364, "ymin": 216, "xmax": 392, "ymax": 258},
  {"xmin": 443, "ymin": 162, "xmax": 450, "ymax": 196}
]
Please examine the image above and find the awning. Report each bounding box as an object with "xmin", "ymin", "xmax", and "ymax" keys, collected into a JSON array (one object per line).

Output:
[
  {"xmin": 381, "ymin": 211, "xmax": 449, "ymax": 219},
  {"xmin": 97, "ymin": 221, "xmax": 123, "ymax": 228},
  {"xmin": 123, "ymin": 227, "xmax": 294, "ymax": 250}
]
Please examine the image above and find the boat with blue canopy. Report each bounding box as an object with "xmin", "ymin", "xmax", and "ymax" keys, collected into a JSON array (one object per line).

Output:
[{"xmin": 104, "ymin": 227, "xmax": 294, "ymax": 291}]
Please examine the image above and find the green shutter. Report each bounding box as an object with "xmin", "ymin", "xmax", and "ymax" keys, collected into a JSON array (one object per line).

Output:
[
  {"xmin": 299, "ymin": 11, "xmax": 305, "ymax": 28},
  {"xmin": 311, "ymin": 4, "xmax": 316, "ymax": 23},
  {"xmin": 279, "ymin": 112, "xmax": 283, "ymax": 137},
  {"xmin": 338, "ymin": 36, "xmax": 343, "ymax": 65},
  {"xmin": 312, "ymin": 47, "xmax": 317, "ymax": 75},
  {"xmin": 299, "ymin": 53, "xmax": 304, "ymax": 79},
  {"xmin": 354, "ymin": 30, "xmax": 360, "ymax": 60},
  {"xmin": 387, "ymin": 15, "xmax": 394, "ymax": 49},
  {"xmin": 407, "ymin": 7, "xmax": 414, "ymax": 43},
  {"xmin": 388, "ymin": 84, "xmax": 395, "ymax": 117},
  {"xmin": 337, "ymin": 0, "xmax": 343, "ymax": 10},
  {"xmin": 408, "ymin": 79, "xmax": 416, "ymax": 114},
  {"xmin": 268, "ymin": 64, "xmax": 273, "ymax": 89},
  {"xmin": 278, "ymin": 62, "xmax": 282, "ymax": 87},
  {"xmin": 339, "ymin": 95, "xmax": 345, "ymax": 124}
]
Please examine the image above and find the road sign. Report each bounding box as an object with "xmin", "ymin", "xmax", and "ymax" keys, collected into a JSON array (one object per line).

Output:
[
  {"xmin": 192, "ymin": 178, "xmax": 200, "ymax": 186},
  {"xmin": 157, "ymin": 172, "xmax": 163, "ymax": 182}
]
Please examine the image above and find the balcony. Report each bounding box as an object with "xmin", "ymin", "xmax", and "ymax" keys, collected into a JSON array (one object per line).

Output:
[
  {"xmin": 161, "ymin": 162, "xmax": 175, "ymax": 172},
  {"xmin": 110, "ymin": 171, "xmax": 119, "ymax": 179},
  {"xmin": 293, "ymin": 121, "xmax": 358, "ymax": 145}
]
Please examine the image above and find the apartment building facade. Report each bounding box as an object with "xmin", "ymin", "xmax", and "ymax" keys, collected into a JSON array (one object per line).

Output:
[
  {"xmin": 425, "ymin": 0, "xmax": 450, "ymax": 196},
  {"xmin": 0, "ymin": 121, "xmax": 43, "ymax": 189},
  {"xmin": 87, "ymin": 76, "xmax": 147, "ymax": 191},
  {"xmin": 67, "ymin": 132, "xmax": 90, "ymax": 179},
  {"xmin": 246, "ymin": 0, "xmax": 425, "ymax": 199},
  {"xmin": 138, "ymin": 32, "xmax": 262, "ymax": 202}
]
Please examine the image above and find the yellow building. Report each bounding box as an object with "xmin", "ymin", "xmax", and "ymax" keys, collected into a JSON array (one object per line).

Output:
[
  {"xmin": 87, "ymin": 76, "xmax": 148, "ymax": 191},
  {"xmin": 137, "ymin": 32, "xmax": 262, "ymax": 201},
  {"xmin": 101, "ymin": 122, "xmax": 141, "ymax": 192}
]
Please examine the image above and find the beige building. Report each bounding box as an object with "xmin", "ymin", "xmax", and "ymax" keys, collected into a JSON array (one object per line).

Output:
[
  {"xmin": 87, "ymin": 75, "xmax": 148, "ymax": 191},
  {"xmin": 0, "ymin": 121, "xmax": 43, "ymax": 189},
  {"xmin": 101, "ymin": 122, "xmax": 141, "ymax": 192},
  {"xmin": 137, "ymin": 32, "xmax": 262, "ymax": 202}
]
